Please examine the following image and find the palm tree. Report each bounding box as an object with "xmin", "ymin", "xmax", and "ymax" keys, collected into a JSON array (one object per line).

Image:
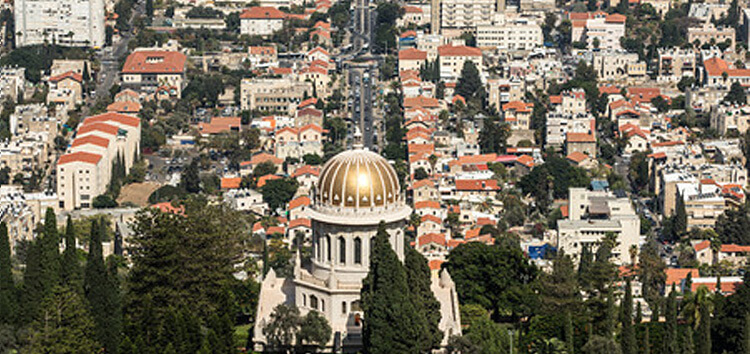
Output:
[
  {"xmin": 629, "ymin": 244, "xmax": 638, "ymax": 267},
  {"xmin": 428, "ymin": 154, "xmax": 438, "ymax": 175}
]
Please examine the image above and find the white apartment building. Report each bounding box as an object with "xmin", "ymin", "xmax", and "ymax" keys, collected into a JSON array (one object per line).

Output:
[
  {"xmin": 476, "ymin": 17, "xmax": 543, "ymax": 51},
  {"xmin": 0, "ymin": 67, "xmax": 25, "ymax": 103},
  {"xmin": 14, "ymin": 0, "xmax": 105, "ymax": 47},
  {"xmin": 240, "ymin": 7, "xmax": 286, "ymax": 36},
  {"xmin": 545, "ymin": 112, "xmax": 593, "ymax": 149},
  {"xmin": 570, "ymin": 12, "xmax": 626, "ymax": 50},
  {"xmin": 57, "ymin": 112, "xmax": 141, "ymax": 210},
  {"xmin": 437, "ymin": 44, "xmax": 483, "ymax": 81},
  {"xmin": 657, "ymin": 48, "xmax": 697, "ymax": 82},
  {"xmin": 439, "ymin": 0, "xmax": 496, "ymax": 29},
  {"xmin": 558, "ymin": 188, "xmax": 641, "ymax": 265}
]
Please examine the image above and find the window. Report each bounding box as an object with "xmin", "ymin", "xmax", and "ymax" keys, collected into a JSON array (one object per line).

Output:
[
  {"xmin": 310, "ymin": 295, "xmax": 319, "ymax": 309},
  {"xmin": 326, "ymin": 235, "xmax": 331, "ymax": 262},
  {"xmin": 339, "ymin": 237, "xmax": 346, "ymax": 264},
  {"xmin": 354, "ymin": 237, "xmax": 362, "ymax": 264},
  {"xmin": 341, "ymin": 301, "xmax": 347, "ymax": 314}
]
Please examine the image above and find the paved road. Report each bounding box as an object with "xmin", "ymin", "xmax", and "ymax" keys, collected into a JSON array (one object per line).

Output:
[
  {"xmin": 94, "ymin": 0, "xmax": 145, "ymax": 100},
  {"xmin": 348, "ymin": 0, "xmax": 379, "ymax": 150}
]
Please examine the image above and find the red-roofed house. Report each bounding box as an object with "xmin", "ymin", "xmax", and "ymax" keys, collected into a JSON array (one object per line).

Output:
[
  {"xmin": 416, "ymin": 233, "xmax": 447, "ymax": 255},
  {"xmin": 199, "ymin": 117, "xmax": 241, "ymax": 136},
  {"xmin": 566, "ymin": 132, "xmax": 597, "ymax": 157},
  {"xmin": 455, "ymin": 179, "xmax": 500, "ymax": 199},
  {"xmin": 121, "ymin": 50, "xmax": 187, "ymax": 97},
  {"xmin": 695, "ymin": 240, "xmax": 750, "ymax": 268},
  {"xmin": 240, "ymin": 7, "xmax": 286, "ymax": 36},
  {"xmin": 566, "ymin": 151, "xmax": 597, "ymax": 169},
  {"xmin": 292, "ymin": 165, "xmax": 320, "ymax": 190},
  {"xmin": 415, "ymin": 200, "xmax": 443, "ymax": 218},
  {"xmin": 569, "ymin": 11, "xmax": 626, "ymax": 50},
  {"xmin": 419, "ymin": 214, "xmax": 443, "ymax": 236},
  {"xmin": 106, "ymin": 101, "xmax": 142, "ymax": 115},
  {"xmin": 413, "ymin": 179, "xmax": 438, "ymax": 203},
  {"xmin": 48, "ymin": 71, "xmax": 83, "ymax": 104},
  {"xmin": 240, "ymin": 153, "xmax": 283, "ymax": 176},
  {"xmin": 703, "ymin": 56, "xmax": 750, "ymax": 88},
  {"xmin": 438, "ymin": 45, "xmax": 483, "ymax": 80},
  {"xmin": 399, "ymin": 48, "xmax": 428, "ymax": 72},
  {"xmin": 502, "ymin": 101, "xmax": 533, "ymax": 129}
]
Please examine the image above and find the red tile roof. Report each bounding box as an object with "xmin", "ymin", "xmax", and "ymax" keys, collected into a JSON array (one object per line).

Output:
[
  {"xmin": 71, "ymin": 135, "xmax": 110, "ymax": 149},
  {"xmin": 266, "ymin": 226, "xmax": 286, "ymax": 235},
  {"xmin": 49, "ymin": 71, "xmax": 83, "ymax": 83},
  {"xmin": 77, "ymin": 122, "xmax": 120, "ymax": 136},
  {"xmin": 455, "ymin": 179, "xmax": 500, "ymax": 191},
  {"xmin": 399, "ymin": 48, "xmax": 427, "ymax": 61},
  {"xmin": 694, "ymin": 240, "xmax": 711, "ymax": 252},
  {"xmin": 292, "ymin": 165, "xmax": 320, "ymax": 177},
  {"xmin": 438, "ymin": 45, "xmax": 482, "ymax": 57},
  {"xmin": 58, "ymin": 151, "xmax": 103, "ymax": 165},
  {"xmin": 428, "ymin": 259, "xmax": 444, "ymax": 270},
  {"xmin": 404, "ymin": 95, "xmax": 440, "ymax": 108},
  {"xmin": 289, "ymin": 218, "xmax": 312, "ymax": 228},
  {"xmin": 421, "ymin": 214, "xmax": 442, "ymax": 224},
  {"xmin": 199, "ymin": 117, "xmax": 241, "ymax": 135},
  {"xmin": 106, "ymin": 101, "xmax": 142, "ymax": 113},
  {"xmin": 502, "ymin": 100, "xmax": 533, "ymax": 113},
  {"xmin": 84, "ymin": 112, "xmax": 141, "ymax": 127},
  {"xmin": 566, "ymin": 132, "xmax": 596, "ymax": 143},
  {"xmin": 151, "ymin": 202, "xmax": 185, "ymax": 214},
  {"xmin": 566, "ymin": 151, "xmax": 590, "ymax": 163},
  {"xmin": 121, "ymin": 50, "xmax": 187, "ymax": 74},
  {"xmin": 415, "ymin": 200, "xmax": 440, "ymax": 209},
  {"xmin": 240, "ymin": 6, "xmax": 286, "ymax": 19},
  {"xmin": 516, "ymin": 154, "xmax": 535, "ymax": 168},
  {"xmin": 221, "ymin": 177, "xmax": 242, "ymax": 189},
  {"xmin": 249, "ymin": 46, "xmax": 276, "ymax": 55},
  {"xmin": 257, "ymin": 174, "xmax": 282, "ymax": 187},
  {"xmin": 413, "ymin": 179, "xmax": 435, "ymax": 189},
  {"xmin": 605, "ymin": 13, "xmax": 626, "ymax": 23},
  {"xmin": 418, "ymin": 233, "xmax": 447, "ymax": 247},
  {"xmin": 289, "ymin": 196, "xmax": 311, "ymax": 210},
  {"xmin": 245, "ymin": 152, "xmax": 283, "ymax": 166}
]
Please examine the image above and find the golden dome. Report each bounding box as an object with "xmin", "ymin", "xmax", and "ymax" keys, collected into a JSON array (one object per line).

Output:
[{"xmin": 317, "ymin": 149, "xmax": 400, "ymax": 209}]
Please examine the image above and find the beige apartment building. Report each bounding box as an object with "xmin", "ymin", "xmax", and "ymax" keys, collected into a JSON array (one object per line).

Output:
[
  {"xmin": 593, "ymin": 51, "xmax": 646, "ymax": 82},
  {"xmin": 438, "ymin": 44, "xmax": 483, "ymax": 81},
  {"xmin": 120, "ymin": 50, "xmax": 187, "ymax": 98},
  {"xmin": 438, "ymin": 0, "xmax": 496, "ymax": 30},
  {"xmin": 557, "ymin": 188, "xmax": 641, "ymax": 265},
  {"xmin": 688, "ymin": 23, "xmax": 735, "ymax": 50},
  {"xmin": 240, "ymin": 77, "xmax": 313, "ymax": 115}
]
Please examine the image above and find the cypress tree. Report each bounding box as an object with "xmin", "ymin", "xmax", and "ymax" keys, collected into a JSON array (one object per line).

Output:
[
  {"xmin": 361, "ymin": 221, "xmax": 421, "ymax": 354},
  {"xmin": 685, "ymin": 272, "xmax": 693, "ymax": 294},
  {"xmin": 651, "ymin": 301, "xmax": 660, "ymax": 323},
  {"xmin": 635, "ymin": 302, "xmax": 642, "ymax": 325},
  {"xmin": 61, "ymin": 216, "xmax": 81, "ymax": 288},
  {"xmin": 20, "ymin": 239, "xmax": 42, "ymax": 323},
  {"xmin": 565, "ymin": 310, "xmax": 575, "ymax": 354},
  {"xmin": 665, "ymin": 285, "xmax": 679, "ymax": 354},
  {"xmin": 0, "ymin": 222, "xmax": 15, "ymax": 324},
  {"xmin": 644, "ymin": 325, "xmax": 650, "ymax": 354},
  {"xmin": 578, "ymin": 244, "xmax": 593, "ymax": 290},
  {"xmin": 84, "ymin": 219, "xmax": 122, "ymax": 354},
  {"xmin": 605, "ymin": 288, "xmax": 616, "ymax": 338},
  {"xmin": 620, "ymin": 280, "xmax": 636, "ymax": 354},
  {"xmin": 745, "ymin": 312, "xmax": 750, "ymax": 354},
  {"xmin": 696, "ymin": 304, "xmax": 711, "ymax": 354},
  {"xmin": 681, "ymin": 326, "xmax": 694, "ymax": 354},
  {"xmin": 39, "ymin": 208, "xmax": 61, "ymax": 288},
  {"xmin": 404, "ymin": 247, "xmax": 442, "ymax": 351}
]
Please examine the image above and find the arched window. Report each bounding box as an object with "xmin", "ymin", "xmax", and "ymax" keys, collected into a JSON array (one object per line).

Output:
[
  {"xmin": 321, "ymin": 299, "xmax": 325, "ymax": 312},
  {"xmin": 341, "ymin": 301, "xmax": 347, "ymax": 314},
  {"xmin": 325, "ymin": 235, "xmax": 331, "ymax": 262},
  {"xmin": 310, "ymin": 295, "xmax": 319, "ymax": 310},
  {"xmin": 354, "ymin": 237, "xmax": 362, "ymax": 264},
  {"xmin": 339, "ymin": 236, "xmax": 346, "ymax": 264}
]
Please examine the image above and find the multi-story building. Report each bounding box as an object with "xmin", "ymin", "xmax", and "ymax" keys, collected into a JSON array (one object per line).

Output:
[
  {"xmin": 120, "ymin": 50, "xmax": 187, "ymax": 97},
  {"xmin": 438, "ymin": 0, "xmax": 495, "ymax": 30},
  {"xmin": 240, "ymin": 77, "xmax": 313, "ymax": 115},
  {"xmin": 710, "ymin": 104, "xmax": 750, "ymax": 134},
  {"xmin": 657, "ymin": 48, "xmax": 697, "ymax": 82},
  {"xmin": 274, "ymin": 124, "xmax": 325, "ymax": 160},
  {"xmin": 592, "ymin": 51, "xmax": 645, "ymax": 82},
  {"xmin": 570, "ymin": 12, "xmax": 626, "ymax": 50},
  {"xmin": 0, "ymin": 67, "xmax": 26, "ymax": 103},
  {"xmin": 240, "ymin": 6, "xmax": 286, "ymax": 36},
  {"xmin": 398, "ymin": 48, "xmax": 428, "ymax": 72},
  {"xmin": 14, "ymin": 0, "xmax": 105, "ymax": 47},
  {"xmin": 557, "ymin": 188, "xmax": 641, "ymax": 265},
  {"xmin": 438, "ymin": 44, "xmax": 483, "ymax": 81},
  {"xmin": 476, "ymin": 17, "xmax": 543, "ymax": 51},
  {"xmin": 57, "ymin": 112, "xmax": 140, "ymax": 210},
  {"xmin": 545, "ymin": 112, "xmax": 594, "ymax": 149},
  {"xmin": 688, "ymin": 23, "xmax": 735, "ymax": 51}
]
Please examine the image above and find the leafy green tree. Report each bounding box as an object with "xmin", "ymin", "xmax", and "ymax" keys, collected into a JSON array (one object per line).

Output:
[
  {"xmin": 0, "ymin": 222, "xmax": 14, "ymax": 324},
  {"xmin": 581, "ymin": 335, "xmax": 621, "ymax": 354},
  {"xmin": 724, "ymin": 82, "xmax": 747, "ymax": 105},
  {"xmin": 261, "ymin": 178, "xmax": 299, "ymax": 212},
  {"xmin": 715, "ymin": 209, "xmax": 750, "ymax": 245},
  {"xmin": 478, "ymin": 118, "xmax": 510, "ymax": 154},
  {"xmin": 519, "ymin": 155, "xmax": 590, "ymax": 211},
  {"xmin": 620, "ymin": 280, "xmax": 636, "ymax": 354},
  {"xmin": 628, "ymin": 151, "xmax": 649, "ymax": 192},
  {"xmin": 361, "ymin": 222, "xmax": 422, "ymax": 353},
  {"xmin": 84, "ymin": 219, "xmax": 122, "ymax": 354},
  {"xmin": 538, "ymin": 251, "xmax": 581, "ymax": 315},
  {"xmin": 405, "ymin": 247, "xmax": 443, "ymax": 351},
  {"xmin": 297, "ymin": 311, "xmax": 332, "ymax": 350},
  {"xmin": 23, "ymin": 286, "xmax": 100, "ymax": 354},
  {"xmin": 444, "ymin": 241, "xmax": 537, "ymax": 321},
  {"xmin": 681, "ymin": 326, "xmax": 694, "ymax": 354},
  {"xmin": 60, "ymin": 216, "xmax": 81, "ymax": 288},
  {"xmin": 263, "ymin": 303, "xmax": 300, "ymax": 351}
]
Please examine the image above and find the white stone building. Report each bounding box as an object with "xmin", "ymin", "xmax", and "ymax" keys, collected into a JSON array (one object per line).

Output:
[
  {"xmin": 14, "ymin": 0, "xmax": 105, "ymax": 47},
  {"xmin": 253, "ymin": 149, "xmax": 462, "ymax": 351}
]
